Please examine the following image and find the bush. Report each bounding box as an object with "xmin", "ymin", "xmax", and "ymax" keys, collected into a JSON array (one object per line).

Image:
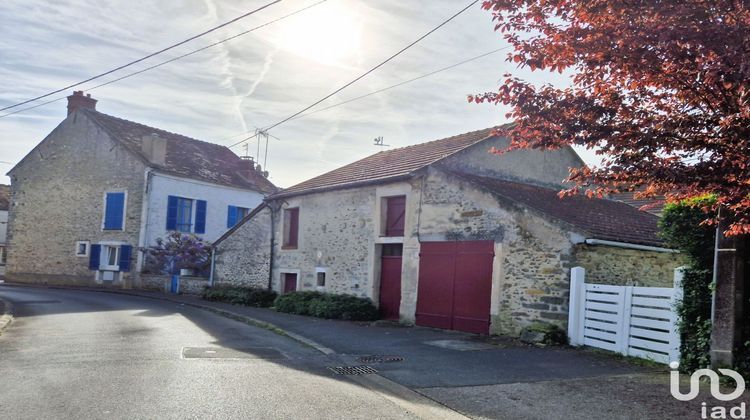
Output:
[
  {"xmin": 659, "ymin": 197, "xmax": 716, "ymax": 372},
  {"xmin": 274, "ymin": 292, "xmax": 379, "ymax": 321},
  {"xmin": 202, "ymin": 286, "xmax": 277, "ymax": 308}
]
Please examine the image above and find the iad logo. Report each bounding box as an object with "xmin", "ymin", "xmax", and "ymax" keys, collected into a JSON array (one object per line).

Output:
[{"xmin": 670, "ymin": 361, "xmax": 747, "ymax": 419}]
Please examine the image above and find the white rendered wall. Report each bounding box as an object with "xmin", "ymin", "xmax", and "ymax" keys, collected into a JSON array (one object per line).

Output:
[{"xmin": 144, "ymin": 173, "xmax": 264, "ymax": 245}]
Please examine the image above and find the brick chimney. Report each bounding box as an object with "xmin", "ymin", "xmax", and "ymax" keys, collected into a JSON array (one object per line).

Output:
[{"xmin": 67, "ymin": 91, "xmax": 97, "ymax": 115}]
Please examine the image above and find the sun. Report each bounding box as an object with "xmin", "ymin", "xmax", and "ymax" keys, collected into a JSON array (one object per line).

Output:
[{"xmin": 277, "ymin": 5, "xmax": 362, "ymax": 66}]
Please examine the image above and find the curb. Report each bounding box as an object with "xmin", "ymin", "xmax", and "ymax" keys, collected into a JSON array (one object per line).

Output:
[{"xmin": 0, "ymin": 296, "xmax": 14, "ymax": 335}]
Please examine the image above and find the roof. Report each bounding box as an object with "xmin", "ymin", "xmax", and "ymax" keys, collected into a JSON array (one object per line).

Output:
[
  {"xmin": 82, "ymin": 109, "xmax": 277, "ymax": 193},
  {"xmin": 0, "ymin": 184, "xmax": 9, "ymax": 211},
  {"xmin": 455, "ymin": 172, "xmax": 665, "ymax": 247},
  {"xmin": 609, "ymin": 186, "xmax": 665, "ymax": 215},
  {"xmin": 271, "ymin": 126, "xmax": 507, "ymax": 199}
]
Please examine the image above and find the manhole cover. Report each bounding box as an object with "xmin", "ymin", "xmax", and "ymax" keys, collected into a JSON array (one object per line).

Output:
[
  {"xmin": 328, "ymin": 365, "xmax": 378, "ymax": 375},
  {"xmin": 182, "ymin": 347, "xmax": 286, "ymax": 360},
  {"xmin": 357, "ymin": 355, "xmax": 404, "ymax": 364}
]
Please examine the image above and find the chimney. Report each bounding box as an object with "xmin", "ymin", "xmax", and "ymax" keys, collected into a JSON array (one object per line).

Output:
[
  {"xmin": 141, "ymin": 133, "xmax": 167, "ymax": 166},
  {"xmin": 67, "ymin": 91, "xmax": 97, "ymax": 115}
]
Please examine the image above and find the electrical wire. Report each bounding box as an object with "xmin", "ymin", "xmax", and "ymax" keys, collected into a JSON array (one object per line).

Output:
[
  {"xmin": 0, "ymin": 0, "xmax": 282, "ymax": 112},
  {"xmin": 228, "ymin": 0, "xmax": 480, "ymax": 148},
  {"xmin": 0, "ymin": 0, "xmax": 328, "ymax": 120}
]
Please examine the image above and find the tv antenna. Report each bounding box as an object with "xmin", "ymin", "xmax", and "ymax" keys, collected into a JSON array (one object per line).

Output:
[{"xmin": 373, "ymin": 136, "xmax": 389, "ymax": 147}]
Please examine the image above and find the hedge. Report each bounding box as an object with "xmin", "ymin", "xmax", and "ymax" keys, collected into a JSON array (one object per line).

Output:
[
  {"xmin": 202, "ymin": 285, "xmax": 277, "ymax": 308},
  {"xmin": 274, "ymin": 291, "xmax": 379, "ymax": 321}
]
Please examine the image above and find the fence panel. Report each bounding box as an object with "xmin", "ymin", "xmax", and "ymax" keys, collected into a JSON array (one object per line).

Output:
[{"xmin": 568, "ymin": 266, "xmax": 684, "ymax": 365}]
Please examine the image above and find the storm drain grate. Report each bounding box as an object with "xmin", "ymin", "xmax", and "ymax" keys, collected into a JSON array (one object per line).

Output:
[
  {"xmin": 357, "ymin": 355, "xmax": 404, "ymax": 364},
  {"xmin": 328, "ymin": 365, "xmax": 378, "ymax": 375}
]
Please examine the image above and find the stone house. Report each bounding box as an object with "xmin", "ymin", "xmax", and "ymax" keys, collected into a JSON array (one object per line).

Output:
[
  {"xmin": 212, "ymin": 126, "xmax": 683, "ymax": 335},
  {"xmin": 0, "ymin": 184, "xmax": 9, "ymax": 276},
  {"xmin": 5, "ymin": 91, "xmax": 275, "ymax": 287}
]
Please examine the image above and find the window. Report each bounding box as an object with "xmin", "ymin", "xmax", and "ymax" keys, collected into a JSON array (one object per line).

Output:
[
  {"xmin": 227, "ymin": 205, "xmax": 250, "ymax": 228},
  {"xmin": 103, "ymin": 192, "xmax": 126, "ymax": 230},
  {"xmin": 0, "ymin": 246, "xmax": 5, "ymax": 266},
  {"xmin": 282, "ymin": 208, "xmax": 299, "ymax": 249},
  {"xmin": 103, "ymin": 245, "xmax": 119, "ymax": 270},
  {"xmin": 384, "ymin": 196, "xmax": 406, "ymax": 237},
  {"xmin": 316, "ymin": 271, "xmax": 326, "ymax": 287},
  {"xmin": 75, "ymin": 241, "xmax": 90, "ymax": 257},
  {"xmin": 176, "ymin": 198, "xmax": 193, "ymax": 232},
  {"xmin": 88, "ymin": 244, "xmax": 132, "ymax": 272},
  {"xmin": 166, "ymin": 196, "xmax": 207, "ymax": 234}
]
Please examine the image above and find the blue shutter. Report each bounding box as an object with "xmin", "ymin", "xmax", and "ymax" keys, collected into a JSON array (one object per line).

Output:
[
  {"xmin": 227, "ymin": 205, "xmax": 237, "ymax": 228},
  {"xmin": 104, "ymin": 192, "xmax": 125, "ymax": 230},
  {"xmin": 89, "ymin": 244, "xmax": 101, "ymax": 270},
  {"xmin": 119, "ymin": 245, "xmax": 132, "ymax": 272},
  {"xmin": 195, "ymin": 200, "xmax": 207, "ymax": 234},
  {"xmin": 166, "ymin": 196, "xmax": 178, "ymax": 230}
]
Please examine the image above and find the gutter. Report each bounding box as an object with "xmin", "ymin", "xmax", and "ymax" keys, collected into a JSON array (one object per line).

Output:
[{"xmin": 584, "ymin": 238, "xmax": 679, "ymax": 254}]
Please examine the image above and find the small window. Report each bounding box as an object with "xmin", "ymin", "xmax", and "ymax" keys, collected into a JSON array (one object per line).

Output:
[
  {"xmin": 384, "ymin": 196, "xmax": 406, "ymax": 237},
  {"xmin": 103, "ymin": 192, "xmax": 126, "ymax": 230},
  {"xmin": 283, "ymin": 208, "xmax": 299, "ymax": 249},
  {"xmin": 102, "ymin": 245, "xmax": 120, "ymax": 270},
  {"xmin": 175, "ymin": 197, "xmax": 193, "ymax": 232},
  {"xmin": 75, "ymin": 241, "xmax": 90, "ymax": 257},
  {"xmin": 0, "ymin": 246, "xmax": 6, "ymax": 266},
  {"xmin": 316, "ymin": 271, "xmax": 326, "ymax": 287}
]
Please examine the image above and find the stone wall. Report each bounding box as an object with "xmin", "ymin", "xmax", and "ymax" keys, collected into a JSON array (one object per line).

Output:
[
  {"xmin": 417, "ymin": 168, "xmax": 578, "ymax": 335},
  {"xmin": 213, "ymin": 206, "xmax": 272, "ymax": 289},
  {"xmin": 271, "ymin": 186, "xmax": 380, "ymax": 298},
  {"xmin": 573, "ymin": 244, "xmax": 686, "ymax": 287},
  {"xmin": 141, "ymin": 274, "xmax": 208, "ymax": 295},
  {"xmin": 6, "ymin": 111, "xmax": 147, "ymax": 287}
]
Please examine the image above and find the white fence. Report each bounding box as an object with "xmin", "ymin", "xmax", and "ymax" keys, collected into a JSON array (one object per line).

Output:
[{"xmin": 567, "ymin": 266, "xmax": 684, "ymax": 364}]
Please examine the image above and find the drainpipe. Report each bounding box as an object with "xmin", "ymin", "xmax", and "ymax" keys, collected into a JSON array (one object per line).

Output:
[
  {"xmin": 267, "ymin": 203, "xmax": 276, "ymax": 290},
  {"xmin": 584, "ymin": 238, "xmax": 679, "ymax": 253},
  {"xmin": 208, "ymin": 248, "xmax": 216, "ymax": 287}
]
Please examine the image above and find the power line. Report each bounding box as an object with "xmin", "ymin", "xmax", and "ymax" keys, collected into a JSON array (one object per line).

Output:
[
  {"xmin": 228, "ymin": 0, "xmax": 480, "ymax": 148},
  {"xmin": 290, "ymin": 47, "xmax": 508, "ymax": 121},
  {"xmin": 227, "ymin": 44, "xmax": 503, "ymax": 149},
  {"xmin": 0, "ymin": 0, "xmax": 282, "ymax": 112},
  {"xmin": 0, "ymin": 0, "xmax": 329, "ymax": 120}
]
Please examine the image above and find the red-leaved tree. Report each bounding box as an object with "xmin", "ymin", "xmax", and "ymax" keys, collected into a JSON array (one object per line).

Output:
[{"xmin": 471, "ymin": 0, "xmax": 750, "ymax": 234}]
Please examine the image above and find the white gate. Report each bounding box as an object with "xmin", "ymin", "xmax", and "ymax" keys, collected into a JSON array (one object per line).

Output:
[{"xmin": 567, "ymin": 266, "xmax": 684, "ymax": 364}]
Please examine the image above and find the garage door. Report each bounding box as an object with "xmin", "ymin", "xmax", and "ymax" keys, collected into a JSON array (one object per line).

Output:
[{"xmin": 416, "ymin": 240, "xmax": 494, "ymax": 334}]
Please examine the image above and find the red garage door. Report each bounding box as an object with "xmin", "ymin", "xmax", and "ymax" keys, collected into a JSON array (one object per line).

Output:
[{"xmin": 416, "ymin": 241, "xmax": 494, "ymax": 334}]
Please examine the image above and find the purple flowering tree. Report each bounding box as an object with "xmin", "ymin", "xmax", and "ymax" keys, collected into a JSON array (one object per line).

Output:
[{"xmin": 144, "ymin": 232, "xmax": 211, "ymax": 276}]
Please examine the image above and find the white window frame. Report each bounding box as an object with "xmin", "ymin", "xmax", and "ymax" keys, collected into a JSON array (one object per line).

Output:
[
  {"xmin": 100, "ymin": 244, "xmax": 121, "ymax": 271},
  {"xmin": 101, "ymin": 190, "xmax": 128, "ymax": 231},
  {"xmin": 174, "ymin": 196, "xmax": 195, "ymax": 233},
  {"xmin": 278, "ymin": 269, "xmax": 302, "ymax": 293},
  {"xmin": 75, "ymin": 241, "xmax": 90, "ymax": 257},
  {"xmin": 315, "ymin": 267, "xmax": 327, "ymax": 290}
]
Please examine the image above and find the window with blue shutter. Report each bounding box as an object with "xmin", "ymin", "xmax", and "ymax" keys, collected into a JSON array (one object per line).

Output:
[
  {"xmin": 119, "ymin": 245, "xmax": 132, "ymax": 272},
  {"xmin": 227, "ymin": 205, "xmax": 249, "ymax": 228},
  {"xmin": 194, "ymin": 200, "xmax": 207, "ymax": 234},
  {"xmin": 167, "ymin": 196, "xmax": 194, "ymax": 232},
  {"xmin": 227, "ymin": 205, "xmax": 238, "ymax": 228},
  {"xmin": 103, "ymin": 192, "xmax": 125, "ymax": 230},
  {"xmin": 89, "ymin": 244, "xmax": 101, "ymax": 270}
]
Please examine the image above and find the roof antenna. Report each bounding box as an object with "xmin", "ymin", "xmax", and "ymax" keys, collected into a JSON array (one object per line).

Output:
[{"xmin": 374, "ymin": 136, "xmax": 389, "ymax": 147}]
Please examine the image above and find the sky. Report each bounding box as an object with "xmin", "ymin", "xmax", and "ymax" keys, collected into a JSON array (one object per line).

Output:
[{"xmin": 0, "ymin": 0, "xmax": 597, "ymax": 188}]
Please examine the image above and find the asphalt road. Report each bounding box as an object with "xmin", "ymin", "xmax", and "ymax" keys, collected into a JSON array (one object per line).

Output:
[{"xmin": 0, "ymin": 286, "xmax": 425, "ymax": 419}]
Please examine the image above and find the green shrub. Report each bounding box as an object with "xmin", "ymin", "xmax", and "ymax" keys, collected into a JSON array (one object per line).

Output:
[
  {"xmin": 274, "ymin": 292, "xmax": 379, "ymax": 321},
  {"xmin": 659, "ymin": 197, "xmax": 716, "ymax": 372},
  {"xmin": 202, "ymin": 286, "xmax": 277, "ymax": 308}
]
